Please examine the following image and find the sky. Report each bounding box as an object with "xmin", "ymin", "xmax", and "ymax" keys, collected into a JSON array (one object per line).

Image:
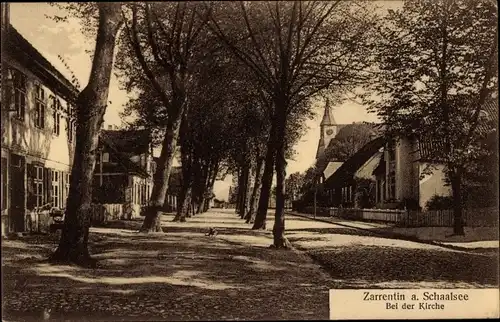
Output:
[{"xmin": 8, "ymin": 1, "xmax": 401, "ymax": 201}]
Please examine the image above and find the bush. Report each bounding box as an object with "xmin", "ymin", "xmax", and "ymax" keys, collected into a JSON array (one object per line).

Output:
[{"xmin": 426, "ymin": 195, "xmax": 454, "ymax": 210}]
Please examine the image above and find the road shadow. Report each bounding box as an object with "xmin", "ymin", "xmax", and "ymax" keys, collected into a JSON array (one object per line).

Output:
[{"xmin": 2, "ymin": 214, "xmax": 333, "ymax": 321}]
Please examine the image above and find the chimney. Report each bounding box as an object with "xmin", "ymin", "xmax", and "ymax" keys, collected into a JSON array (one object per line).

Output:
[
  {"xmin": 1, "ymin": 3, "xmax": 10, "ymax": 32},
  {"xmin": 0, "ymin": 2, "xmax": 10, "ymax": 33}
]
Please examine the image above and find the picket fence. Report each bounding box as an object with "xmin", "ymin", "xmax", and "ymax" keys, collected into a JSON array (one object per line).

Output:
[
  {"xmin": 90, "ymin": 203, "xmax": 123, "ymax": 225},
  {"xmin": 300, "ymin": 206, "xmax": 498, "ymax": 227},
  {"xmin": 24, "ymin": 203, "xmax": 139, "ymax": 233}
]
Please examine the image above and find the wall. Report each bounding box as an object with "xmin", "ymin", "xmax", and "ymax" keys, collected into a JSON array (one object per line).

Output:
[
  {"xmin": 2, "ymin": 53, "xmax": 76, "ymax": 232},
  {"xmin": 3, "ymin": 56, "xmax": 75, "ymax": 167},
  {"xmin": 418, "ymin": 162, "xmax": 451, "ymax": 210},
  {"xmin": 395, "ymin": 137, "xmax": 413, "ymax": 200}
]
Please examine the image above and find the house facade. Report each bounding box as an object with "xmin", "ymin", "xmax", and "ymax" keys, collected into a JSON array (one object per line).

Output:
[
  {"xmin": 92, "ymin": 129, "xmax": 181, "ymax": 219},
  {"xmin": 94, "ymin": 128, "xmax": 155, "ymax": 219},
  {"xmin": 372, "ymin": 137, "xmax": 451, "ymax": 210},
  {"xmin": 1, "ymin": 15, "xmax": 78, "ymax": 235}
]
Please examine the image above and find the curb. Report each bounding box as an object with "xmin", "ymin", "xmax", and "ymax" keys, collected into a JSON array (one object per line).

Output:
[{"xmin": 286, "ymin": 212, "xmax": 497, "ymax": 253}]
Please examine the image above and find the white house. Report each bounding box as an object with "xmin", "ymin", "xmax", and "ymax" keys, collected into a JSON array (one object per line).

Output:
[{"xmin": 1, "ymin": 10, "xmax": 78, "ymax": 234}]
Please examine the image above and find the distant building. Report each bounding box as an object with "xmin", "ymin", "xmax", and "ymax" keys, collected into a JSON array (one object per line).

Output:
[
  {"xmin": 311, "ymin": 98, "xmax": 498, "ymax": 210},
  {"xmin": 213, "ymin": 199, "xmax": 227, "ymax": 208},
  {"xmin": 1, "ymin": 6, "xmax": 78, "ymax": 234},
  {"xmin": 93, "ymin": 129, "xmax": 154, "ymax": 218},
  {"xmin": 93, "ymin": 129, "xmax": 182, "ymax": 218}
]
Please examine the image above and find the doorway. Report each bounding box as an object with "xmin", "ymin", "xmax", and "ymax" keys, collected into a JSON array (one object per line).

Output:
[{"xmin": 9, "ymin": 153, "xmax": 25, "ymax": 232}]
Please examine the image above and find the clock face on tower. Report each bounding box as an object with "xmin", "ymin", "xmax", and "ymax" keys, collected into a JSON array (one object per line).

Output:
[{"xmin": 326, "ymin": 129, "xmax": 334, "ymax": 135}]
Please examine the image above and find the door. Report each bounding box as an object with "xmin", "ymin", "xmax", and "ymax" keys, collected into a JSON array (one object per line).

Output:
[{"xmin": 9, "ymin": 153, "xmax": 25, "ymax": 232}]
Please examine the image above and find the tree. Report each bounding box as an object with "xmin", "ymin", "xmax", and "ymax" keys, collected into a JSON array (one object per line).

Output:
[
  {"xmin": 367, "ymin": 0, "xmax": 498, "ymax": 235},
  {"xmin": 285, "ymin": 172, "xmax": 305, "ymax": 202},
  {"xmin": 250, "ymin": 102, "xmax": 312, "ymax": 228},
  {"xmin": 116, "ymin": 3, "xmax": 212, "ymax": 232},
  {"xmin": 208, "ymin": 1, "xmax": 378, "ymax": 247},
  {"xmin": 50, "ymin": 3, "xmax": 123, "ymax": 266}
]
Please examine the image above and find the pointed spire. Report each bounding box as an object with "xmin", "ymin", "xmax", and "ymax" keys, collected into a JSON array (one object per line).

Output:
[{"xmin": 320, "ymin": 98, "xmax": 336, "ymax": 126}]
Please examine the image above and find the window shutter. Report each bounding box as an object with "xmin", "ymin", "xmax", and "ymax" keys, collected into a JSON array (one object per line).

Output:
[
  {"xmin": 44, "ymin": 168, "xmax": 52, "ymax": 206},
  {"xmin": 42, "ymin": 103, "xmax": 45, "ymax": 128},
  {"xmin": 26, "ymin": 163, "xmax": 36, "ymax": 210},
  {"xmin": 32, "ymin": 91, "xmax": 37, "ymax": 125}
]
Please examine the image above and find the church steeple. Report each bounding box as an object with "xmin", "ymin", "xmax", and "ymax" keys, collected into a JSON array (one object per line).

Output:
[
  {"xmin": 320, "ymin": 98, "xmax": 336, "ymax": 126},
  {"xmin": 316, "ymin": 98, "xmax": 338, "ymax": 160}
]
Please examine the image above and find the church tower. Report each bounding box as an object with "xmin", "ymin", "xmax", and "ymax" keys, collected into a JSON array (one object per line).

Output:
[{"xmin": 315, "ymin": 98, "xmax": 337, "ymax": 159}]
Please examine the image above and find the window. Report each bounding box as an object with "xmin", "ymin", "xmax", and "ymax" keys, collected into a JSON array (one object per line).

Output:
[
  {"xmin": 377, "ymin": 180, "xmax": 383, "ymax": 203},
  {"xmin": 386, "ymin": 141, "xmax": 396, "ymax": 200},
  {"xmin": 51, "ymin": 96, "xmax": 61, "ymax": 136},
  {"xmin": 1, "ymin": 158, "xmax": 6, "ymax": 210},
  {"xmin": 67, "ymin": 119, "xmax": 75, "ymax": 143},
  {"xmin": 34, "ymin": 84, "xmax": 45, "ymax": 128},
  {"xmin": 102, "ymin": 152, "xmax": 109, "ymax": 163},
  {"xmin": 51, "ymin": 170, "xmax": 59, "ymax": 208},
  {"xmin": 65, "ymin": 173, "xmax": 70, "ymax": 207},
  {"xmin": 34, "ymin": 165, "xmax": 44, "ymax": 208},
  {"xmin": 53, "ymin": 110, "xmax": 60, "ymax": 135},
  {"xmin": 12, "ymin": 69, "xmax": 27, "ymax": 120},
  {"xmin": 388, "ymin": 173, "xmax": 396, "ymax": 199}
]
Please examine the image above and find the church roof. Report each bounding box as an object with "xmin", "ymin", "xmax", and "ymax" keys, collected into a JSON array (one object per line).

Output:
[
  {"xmin": 320, "ymin": 99, "xmax": 336, "ymax": 126},
  {"xmin": 324, "ymin": 136, "xmax": 386, "ymax": 188}
]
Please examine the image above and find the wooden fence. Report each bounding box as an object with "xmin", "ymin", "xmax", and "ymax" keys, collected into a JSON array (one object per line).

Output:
[
  {"xmin": 90, "ymin": 204, "xmax": 123, "ymax": 225},
  {"xmin": 299, "ymin": 206, "xmax": 498, "ymax": 227},
  {"xmin": 22, "ymin": 203, "xmax": 142, "ymax": 233}
]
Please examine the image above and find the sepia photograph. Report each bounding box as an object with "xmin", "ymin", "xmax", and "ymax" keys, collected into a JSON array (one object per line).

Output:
[{"xmin": 1, "ymin": 1, "xmax": 499, "ymax": 321}]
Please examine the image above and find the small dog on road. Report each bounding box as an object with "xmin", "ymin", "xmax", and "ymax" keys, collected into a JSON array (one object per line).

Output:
[{"xmin": 205, "ymin": 227, "xmax": 218, "ymax": 237}]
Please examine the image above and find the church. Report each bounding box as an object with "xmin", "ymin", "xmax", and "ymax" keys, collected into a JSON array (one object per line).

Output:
[
  {"xmin": 314, "ymin": 99, "xmax": 348, "ymax": 181},
  {"xmin": 314, "ymin": 99, "xmax": 379, "ymax": 183},
  {"xmin": 306, "ymin": 99, "xmax": 383, "ymax": 209}
]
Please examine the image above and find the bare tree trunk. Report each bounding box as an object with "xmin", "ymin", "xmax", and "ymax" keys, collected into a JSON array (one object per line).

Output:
[
  {"xmin": 203, "ymin": 164, "xmax": 218, "ymax": 212},
  {"xmin": 203, "ymin": 199, "xmax": 210, "ymax": 212},
  {"xmin": 190, "ymin": 198, "xmax": 196, "ymax": 217},
  {"xmin": 252, "ymin": 132, "xmax": 276, "ymax": 230},
  {"xmin": 187, "ymin": 196, "xmax": 195, "ymax": 218},
  {"xmin": 245, "ymin": 166, "xmax": 254, "ymax": 212},
  {"xmin": 174, "ymin": 181, "xmax": 191, "ymax": 222},
  {"xmin": 451, "ymin": 168, "xmax": 465, "ymax": 236},
  {"xmin": 246, "ymin": 157, "xmax": 264, "ymax": 223},
  {"xmin": 272, "ymin": 110, "xmax": 291, "ymax": 248},
  {"xmin": 197, "ymin": 197, "xmax": 205, "ymax": 214},
  {"xmin": 50, "ymin": 3, "xmax": 122, "ymax": 267},
  {"xmin": 234, "ymin": 167, "xmax": 242, "ymax": 214},
  {"xmin": 239, "ymin": 162, "xmax": 250, "ymax": 219},
  {"xmin": 141, "ymin": 115, "xmax": 182, "ymax": 231},
  {"xmin": 181, "ymin": 192, "xmax": 191, "ymax": 219}
]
